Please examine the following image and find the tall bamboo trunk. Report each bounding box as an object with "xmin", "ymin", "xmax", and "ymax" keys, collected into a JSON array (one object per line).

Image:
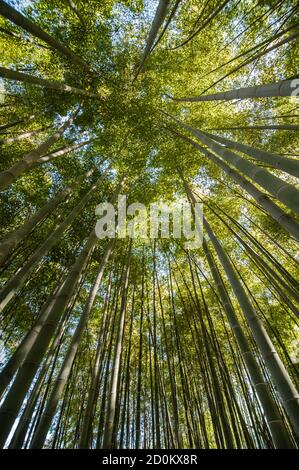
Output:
[
  {"xmin": 208, "ymin": 124, "xmax": 299, "ymax": 131},
  {"xmin": 0, "ymin": 174, "xmax": 103, "ymax": 312},
  {"xmin": 29, "ymin": 241, "xmax": 113, "ymax": 448},
  {"xmin": 170, "ymin": 115, "xmax": 299, "ymax": 215},
  {"xmin": 134, "ymin": 0, "xmax": 170, "ymax": 80},
  {"xmin": 216, "ymin": 210, "xmax": 299, "ymax": 313},
  {"xmin": 199, "ymin": 28, "xmax": 299, "ymax": 96},
  {"xmin": 170, "ymin": 0, "xmax": 230, "ymax": 50},
  {"xmin": 95, "ymin": 296, "xmax": 119, "ymax": 449},
  {"xmin": 35, "ymin": 139, "xmax": 94, "ymax": 165},
  {"xmin": 203, "ymin": 198, "xmax": 299, "ymax": 305},
  {"xmin": 170, "ymin": 78, "xmax": 297, "ymax": 102},
  {"xmin": 66, "ymin": 0, "xmax": 86, "ymax": 29},
  {"xmin": 0, "ymin": 167, "xmax": 95, "ymax": 265},
  {"xmin": 201, "ymin": 238, "xmax": 295, "ymax": 448},
  {"xmin": 135, "ymin": 253, "xmax": 145, "ymax": 448},
  {"xmin": 0, "ymin": 229, "xmax": 98, "ymax": 448},
  {"xmin": 181, "ymin": 176, "xmax": 299, "ymax": 444},
  {"xmin": 187, "ymin": 256, "xmax": 235, "ymax": 448},
  {"xmin": 0, "ymin": 190, "xmax": 66, "ymax": 265},
  {"xmin": 0, "ymin": 67, "xmax": 99, "ymax": 100},
  {"xmin": 0, "ymin": 113, "xmax": 37, "ymax": 132},
  {"xmin": 102, "ymin": 243, "xmax": 131, "ymax": 449},
  {"xmin": 0, "ymin": 127, "xmax": 50, "ymax": 145},
  {"xmin": 8, "ymin": 304, "xmax": 71, "ymax": 449},
  {"xmin": 171, "ymin": 127, "xmax": 299, "ymax": 240},
  {"xmin": 152, "ymin": 242, "xmax": 161, "ymax": 449},
  {"xmin": 0, "ymin": 275, "xmax": 67, "ymax": 399},
  {"xmin": 201, "ymin": 130, "xmax": 299, "ymax": 178},
  {"xmin": 0, "ymin": 117, "xmax": 28, "ymax": 132},
  {"xmin": 79, "ymin": 269, "xmax": 114, "ymax": 448},
  {"xmin": 0, "ymin": 106, "xmax": 80, "ymax": 189}
]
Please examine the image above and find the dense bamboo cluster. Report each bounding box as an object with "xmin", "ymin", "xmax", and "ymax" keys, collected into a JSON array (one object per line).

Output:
[{"xmin": 0, "ymin": 0, "xmax": 298, "ymax": 449}]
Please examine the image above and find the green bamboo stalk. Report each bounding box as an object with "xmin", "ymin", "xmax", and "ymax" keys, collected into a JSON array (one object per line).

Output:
[
  {"xmin": 181, "ymin": 174, "xmax": 299, "ymax": 446},
  {"xmin": 0, "ymin": 106, "xmax": 81, "ymax": 190},
  {"xmin": 29, "ymin": 240, "xmax": 113, "ymax": 448},
  {"xmin": 0, "ymin": 229, "xmax": 98, "ymax": 448},
  {"xmin": 0, "ymin": 167, "xmax": 95, "ymax": 266},
  {"xmin": 201, "ymin": 130, "xmax": 299, "ymax": 178},
  {"xmin": 0, "ymin": 174, "xmax": 103, "ymax": 312},
  {"xmin": 0, "ymin": 67, "xmax": 100, "ymax": 101},
  {"xmin": 169, "ymin": 116, "xmax": 299, "ymax": 215},
  {"xmin": 0, "ymin": 0, "xmax": 93, "ymax": 73},
  {"xmin": 170, "ymin": 78, "xmax": 297, "ymax": 102},
  {"xmin": 170, "ymin": 127, "xmax": 299, "ymax": 240}
]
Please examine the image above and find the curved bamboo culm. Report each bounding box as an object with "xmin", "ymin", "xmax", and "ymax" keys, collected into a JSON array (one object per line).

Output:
[
  {"xmin": 169, "ymin": 127, "xmax": 299, "ymax": 241},
  {"xmin": 180, "ymin": 177, "xmax": 299, "ymax": 443},
  {"xmin": 0, "ymin": 67, "xmax": 100, "ymax": 100},
  {"xmin": 0, "ymin": 106, "xmax": 81, "ymax": 190},
  {"xmin": 201, "ymin": 131, "xmax": 299, "ymax": 178},
  {"xmin": 0, "ymin": 173, "xmax": 104, "ymax": 312}
]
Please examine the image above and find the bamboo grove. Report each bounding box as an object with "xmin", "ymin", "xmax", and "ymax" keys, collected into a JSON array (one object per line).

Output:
[{"xmin": 0, "ymin": 0, "xmax": 298, "ymax": 450}]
